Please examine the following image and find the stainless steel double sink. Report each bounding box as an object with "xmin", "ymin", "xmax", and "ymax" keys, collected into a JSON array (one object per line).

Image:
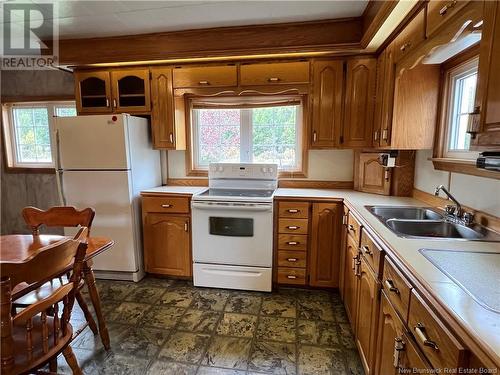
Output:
[{"xmin": 366, "ymin": 206, "xmax": 500, "ymax": 242}]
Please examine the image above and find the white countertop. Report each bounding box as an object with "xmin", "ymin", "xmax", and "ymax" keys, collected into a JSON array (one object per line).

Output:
[
  {"xmin": 142, "ymin": 186, "xmax": 500, "ymax": 363},
  {"xmin": 141, "ymin": 186, "xmax": 207, "ymax": 195}
]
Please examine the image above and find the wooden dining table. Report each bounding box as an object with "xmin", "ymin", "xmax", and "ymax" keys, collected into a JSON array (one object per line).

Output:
[{"xmin": 0, "ymin": 234, "xmax": 114, "ymax": 350}]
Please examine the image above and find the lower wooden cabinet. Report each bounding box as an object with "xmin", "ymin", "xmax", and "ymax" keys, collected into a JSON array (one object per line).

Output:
[
  {"xmin": 355, "ymin": 256, "xmax": 381, "ymax": 375},
  {"xmin": 309, "ymin": 203, "xmax": 342, "ymax": 287},
  {"xmin": 343, "ymin": 234, "xmax": 360, "ymax": 329}
]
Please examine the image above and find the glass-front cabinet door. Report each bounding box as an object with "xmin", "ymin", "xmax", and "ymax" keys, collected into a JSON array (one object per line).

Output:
[
  {"xmin": 75, "ymin": 71, "xmax": 112, "ymax": 114},
  {"xmin": 111, "ymin": 69, "xmax": 151, "ymax": 113}
]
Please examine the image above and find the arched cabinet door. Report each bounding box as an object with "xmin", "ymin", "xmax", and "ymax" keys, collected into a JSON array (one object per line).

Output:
[
  {"xmin": 309, "ymin": 202, "xmax": 342, "ymax": 287},
  {"xmin": 111, "ymin": 69, "xmax": 151, "ymax": 113},
  {"xmin": 75, "ymin": 71, "xmax": 112, "ymax": 114}
]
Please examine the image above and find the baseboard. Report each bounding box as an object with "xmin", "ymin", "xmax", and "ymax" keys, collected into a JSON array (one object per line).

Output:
[{"xmin": 93, "ymin": 269, "xmax": 146, "ymax": 282}]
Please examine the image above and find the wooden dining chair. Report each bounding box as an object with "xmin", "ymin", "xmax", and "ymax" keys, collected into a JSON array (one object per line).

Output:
[
  {"xmin": 0, "ymin": 228, "xmax": 88, "ymax": 375},
  {"xmin": 15, "ymin": 207, "xmax": 100, "ymax": 340}
]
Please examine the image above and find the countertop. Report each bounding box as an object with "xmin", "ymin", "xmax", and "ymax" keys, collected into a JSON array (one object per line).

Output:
[
  {"xmin": 141, "ymin": 186, "xmax": 207, "ymax": 195},
  {"xmin": 142, "ymin": 186, "xmax": 500, "ymax": 364}
]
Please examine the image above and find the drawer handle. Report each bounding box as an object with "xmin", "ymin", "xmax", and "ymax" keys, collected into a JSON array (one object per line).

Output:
[
  {"xmin": 287, "ymin": 275, "xmax": 297, "ymax": 279},
  {"xmin": 286, "ymin": 226, "xmax": 300, "ymax": 230},
  {"xmin": 348, "ymin": 224, "xmax": 355, "ymax": 232},
  {"xmin": 287, "ymin": 209, "xmax": 300, "ymax": 213},
  {"xmin": 161, "ymin": 204, "xmax": 173, "ymax": 208},
  {"xmin": 414, "ymin": 323, "xmax": 439, "ymax": 350},
  {"xmin": 268, "ymin": 77, "xmax": 280, "ymax": 82},
  {"xmin": 287, "ymin": 241, "xmax": 300, "ymax": 245},
  {"xmin": 287, "ymin": 258, "xmax": 298, "ymax": 262},
  {"xmin": 384, "ymin": 279, "xmax": 400, "ymax": 295},
  {"xmin": 439, "ymin": 1, "xmax": 456, "ymax": 16},
  {"xmin": 198, "ymin": 80, "xmax": 210, "ymax": 85},
  {"xmin": 361, "ymin": 245, "xmax": 372, "ymax": 255},
  {"xmin": 400, "ymin": 42, "xmax": 412, "ymax": 52}
]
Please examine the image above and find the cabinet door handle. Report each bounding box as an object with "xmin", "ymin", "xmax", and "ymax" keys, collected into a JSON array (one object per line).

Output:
[
  {"xmin": 313, "ymin": 131, "xmax": 317, "ymax": 142},
  {"xmin": 400, "ymin": 41, "xmax": 412, "ymax": 52},
  {"xmin": 286, "ymin": 226, "xmax": 299, "ymax": 230},
  {"xmin": 287, "ymin": 209, "xmax": 299, "ymax": 213},
  {"xmin": 361, "ymin": 245, "xmax": 372, "ymax": 255},
  {"xmin": 384, "ymin": 279, "xmax": 400, "ymax": 295},
  {"xmin": 348, "ymin": 224, "xmax": 355, "ymax": 232},
  {"xmin": 384, "ymin": 169, "xmax": 390, "ymax": 181},
  {"xmin": 198, "ymin": 80, "xmax": 210, "ymax": 85},
  {"xmin": 267, "ymin": 77, "xmax": 280, "ymax": 82},
  {"xmin": 374, "ymin": 130, "xmax": 379, "ymax": 141},
  {"xmin": 113, "ymin": 98, "xmax": 117, "ymax": 108},
  {"xmin": 169, "ymin": 133, "xmax": 174, "ymax": 143},
  {"xmin": 352, "ymin": 255, "xmax": 358, "ymax": 270},
  {"xmin": 184, "ymin": 221, "xmax": 189, "ymax": 232},
  {"xmin": 342, "ymin": 214, "xmax": 347, "ymax": 225},
  {"xmin": 393, "ymin": 337, "xmax": 405, "ymax": 368},
  {"xmin": 106, "ymin": 98, "xmax": 110, "ymax": 107},
  {"xmin": 287, "ymin": 275, "xmax": 297, "ymax": 279},
  {"xmin": 382, "ymin": 129, "xmax": 388, "ymax": 140},
  {"xmin": 287, "ymin": 258, "xmax": 298, "ymax": 262},
  {"xmin": 439, "ymin": 1, "xmax": 456, "ymax": 16},
  {"xmin": 161, "ymin": 204, "xmax": 172, "ymax": 208},
  {"xmin": 414, "ymin": 323, "xmax": 439, "ymax": 350},
  {"xmin": 287, "ymin": 241, "xmax": 299, "ymax": 245}
]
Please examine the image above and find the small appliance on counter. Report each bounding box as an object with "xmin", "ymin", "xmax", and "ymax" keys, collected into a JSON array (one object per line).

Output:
[
  {"xmin": 476, "ymin": 151, "xmax": 500, "ymax": 171},
  {"xmin": 191, "ymin": 162, "xmax": 278, "ymax": 292}
]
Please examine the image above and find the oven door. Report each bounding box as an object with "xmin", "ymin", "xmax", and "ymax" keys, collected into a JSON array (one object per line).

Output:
[{"xmin": 191, "ymin": 201, "xmax": 273, "ymax": 267}]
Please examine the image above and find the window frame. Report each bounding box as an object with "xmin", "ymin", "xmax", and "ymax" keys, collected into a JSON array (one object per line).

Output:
[
  {"xmin": 185, "ymin": 95, "xmax": 308, "ymax": 178},
  {"xmin": 2, "ymin": 100, "xmax": 76, "ymax": 172}
]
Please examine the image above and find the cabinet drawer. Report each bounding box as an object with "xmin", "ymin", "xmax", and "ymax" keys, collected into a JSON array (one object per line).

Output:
[
  {"xmin": 278, "ymin": 218, "xmax": 309, "ymax": 234},
  {"xmin": 240, "ymin": 61, "xmax": 310, "ymax": 86},
  {"xmin": 277, "ymin": 267, "xmax": 306, "ymax": 285},
  {"xmin": 401, "ymin": 332, "xmax": 433, "ymax": 371},
  {"xmin": 347, "ymin": 212, "xmax": 362, "ymax": 243},
  {"xmin": 426, "ymin": 0, "xmax": 469, "ymax": 37},
  {"xmin": 383, "ymin": 258, "xmax": 412, "ymax": 322},
  {"xmin": 393, "ymin": 8, "xmax": 426, "ymax": 63},
  {"xmin": 278, "ymin": 202, "xmax": 309, "ymax": 219},
  {"xmin": 408, "ymin": 290, "xmax": 468, "ymax": 369},
  {"xmin": 360, "ymin": 229, "xmax": 383, "ymax": 276},
  {"xmin": 278, "ymin": 234, "xmax": 307, "ymax": 251},
  {"xmin": 142, "ymin": 196, "xmax": 190, "ymax": 214},
  {"xmin": 277, "ymin": 250, "xmax": 307, "ymax": 268},
  {"xmin": 172, "ymin": 65, "xmax": 237, "ymax": 88}
]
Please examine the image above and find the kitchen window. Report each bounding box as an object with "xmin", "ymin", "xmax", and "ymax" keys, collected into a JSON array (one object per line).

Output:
[
  {"xmin": 443, "ymin": 57, "xmax": 479, "ymax": 159},
  {"xmin": 2, "ymin": 101, "xmax": 77, "ymax": 170},
  {"xmin": 189, "ymin": 96, "xmax": 305, "ymax": 175}
]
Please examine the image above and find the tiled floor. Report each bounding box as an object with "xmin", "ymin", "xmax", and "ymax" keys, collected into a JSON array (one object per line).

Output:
[{"xmin": 58, "ymin": 277, "xmax": 365, "ymax": 375}]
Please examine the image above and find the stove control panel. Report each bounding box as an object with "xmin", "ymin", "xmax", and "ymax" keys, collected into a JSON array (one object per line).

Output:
[{"xmin": 209, "ymin": 163, "xmax": 278, "ymax": 180}]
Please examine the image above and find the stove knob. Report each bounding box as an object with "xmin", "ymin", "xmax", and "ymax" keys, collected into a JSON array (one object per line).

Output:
[
  {"xmin": 261, "ymin": 167, "xmax": 267, "ymax": 173},
  {"xmin": 268, "ymin": 167, "xmax": 274, "ymax": 173},
  {"xmin": 218, "ymin": 166, "xmax": 224, "ymax": 172}
]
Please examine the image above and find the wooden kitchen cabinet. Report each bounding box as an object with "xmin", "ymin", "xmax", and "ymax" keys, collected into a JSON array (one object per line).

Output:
[
  {"xmin": 310, "ymin": 60, "xmax": 344, "ymax": 148},
  {"xmin": 355, "ymin": 255, "xmax": 381, "ymax": 375},
  {"xmin": 471, "ymin": 0, "xmax": 500, "ymax": 149},
  {"xmin": 240, "ymin": 61, "xmax": 310, "ymax": 86},
  {"xmin": 173, "ymin": 65, "xmax": 237, "ymax": 88},
  {"xmin": 75, "ymin": 70, "xmax": 112, "ymax": 114},
  {"xmin": 309, "ymin": 202, "xmax": 342, "ymax": 288},
  {"xmin": 111, "ymin": 68, "xmax": 151, "ymax": 113},
  {"xmin": 374, "ymin": 43, "xmax": 395, "ymax": 147},
  {"xmin": 142, "ymin": 194, "xmax": 192, "ymax": 277},
  {"xmin": 339, "ymin": 205, "xmax": 349, "ymax": 300},
  {"xmin": 150, "ymin": 68, "xmax": 186, "ymax": 150},
  {"xmin": 343, "ymin": 234, "xmax": 360, "ymax": 329},
  {"xmin": 342, "ymin": 58, "xmax": 377, "ymax": 148},
  {"xmin": 392, "ymin": 7, "xmax": 426, "ymax": 64}
]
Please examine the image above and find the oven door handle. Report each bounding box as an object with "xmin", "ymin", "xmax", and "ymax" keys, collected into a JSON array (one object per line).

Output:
[{"xmin": 191, "ymin": 201, "xmax": 273, "ymax": 212}]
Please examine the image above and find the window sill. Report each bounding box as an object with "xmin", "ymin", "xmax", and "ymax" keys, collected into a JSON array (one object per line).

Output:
[
  {"xmin": 3, "ymin": 165, "xmax": 55, "ymax": 174},
  {"xmin": 431, "ymin": 158, "xmax": 499, "ymax": 180}
]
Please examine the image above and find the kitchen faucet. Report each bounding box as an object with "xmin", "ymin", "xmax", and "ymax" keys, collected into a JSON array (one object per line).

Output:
[{"xmin": 434, "ymin": 185, "xmax": 474, "ymax": 225}]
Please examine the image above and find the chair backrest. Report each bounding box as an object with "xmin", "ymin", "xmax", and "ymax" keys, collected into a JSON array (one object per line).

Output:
[
  {"xmin": 22, "ymin": 206, "xmax": 95, "ymax": 236},
  {"xmin": 0, "ymin": 228, "xmax": 88, "ymax": 374}
]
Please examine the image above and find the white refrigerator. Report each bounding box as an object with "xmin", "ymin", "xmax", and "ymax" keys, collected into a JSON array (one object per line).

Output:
[{"xmin": 54, "ymin": 114, "xmax": 161, "ymax": 282}]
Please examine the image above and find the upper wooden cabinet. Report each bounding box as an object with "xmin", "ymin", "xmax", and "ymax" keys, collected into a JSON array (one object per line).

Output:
[
  {"xmin": 75, "ymin": 68, "xmax": 150, "ymax": 114},
  {"xmin": 393, "ymin": 7, "xmax": 426, "ymax": 64},
  {"xmin": 471, "ymin": 0, "xmax": 500, "ymax": 149},
  {"xmin": 310, "ymin": 60, "xmax": 344, "ymax": 148},
  {"xmin": 173, "ymin": 65, "xmax": 237, "ymax": 88},
  {"xmin": 342, "ymin": 58, "xmax": 377, "ymax": 148},
  {"xmin": 309, "ymin": 202, "xmax": 342, "ymax": 288},
  {"xmin": 75, "ymin": 71, "xmax": 112, "ymax": 114},
  {"xmin": 426, "ymin": 0, "xmax": 469, "ymax": 38},
  {"xmin": 150, "ymin": 68, "xmax": 186, "ymax": 150},
  {"xmin": 374, "ymin": 44, "xmax": 395, "ymax": 147},
  {"xmin": 240, "ymin": 61, "xmax": 310, "ymax": 86},
  {"xmin": 111, "ymin": 69, "xmax": 151, "ymax": 113}
]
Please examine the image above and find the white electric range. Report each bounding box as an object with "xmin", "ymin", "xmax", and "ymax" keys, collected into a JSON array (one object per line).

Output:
[{"xmin": 191, "ymin": 163, "xmax": 278, "ymax": 292}]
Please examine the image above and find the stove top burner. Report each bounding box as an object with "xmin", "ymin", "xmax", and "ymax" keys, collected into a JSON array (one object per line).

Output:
[{"xmin": 199, "ymin": 188, "xmax": 275, "ymax": 198}]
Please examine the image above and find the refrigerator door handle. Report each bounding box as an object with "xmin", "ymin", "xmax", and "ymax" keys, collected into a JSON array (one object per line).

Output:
[{"xmin": 54, "ymin": 129, "xmax": 66, "ymax": 205}]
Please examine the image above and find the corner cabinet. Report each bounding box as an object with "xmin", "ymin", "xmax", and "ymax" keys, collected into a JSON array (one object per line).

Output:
[
  {"xmin": 141, "ymin": 194, "xmax": 192, "ymax": 277},
  {"xmin": 342, "ymin": 58, "xmax": 377, "ymax": 148},
  {"xmin": 310, "ymin": 60, "xmax": 344, "ymax": 148},
  {"xmin": 309, "ymin": 203, "xmax": 342, "ymax": 287}
]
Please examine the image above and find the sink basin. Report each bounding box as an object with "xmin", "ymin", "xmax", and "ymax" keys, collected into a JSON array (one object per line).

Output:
[
  {"xmin": 386, "ymin": 220, "xmax": 485, "ymax": 239},
  {"xmin": 366, "ymin": 206, "xmax": 444, "ymax": 221}
]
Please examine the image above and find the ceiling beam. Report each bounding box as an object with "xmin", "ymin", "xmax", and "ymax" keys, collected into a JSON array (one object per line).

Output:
[
  {"xmin": 360, "ymin": 0, "xmax": 400, "ymax": 48},
  {"xmin": 58, "ymin": 18, "xmax": 363, "ymax": 67}
]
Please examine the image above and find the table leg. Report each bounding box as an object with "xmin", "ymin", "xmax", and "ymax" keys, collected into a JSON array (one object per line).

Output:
[{"xmin": 83, "ymin": 262, "xmax": 110, "ymax": 350}]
